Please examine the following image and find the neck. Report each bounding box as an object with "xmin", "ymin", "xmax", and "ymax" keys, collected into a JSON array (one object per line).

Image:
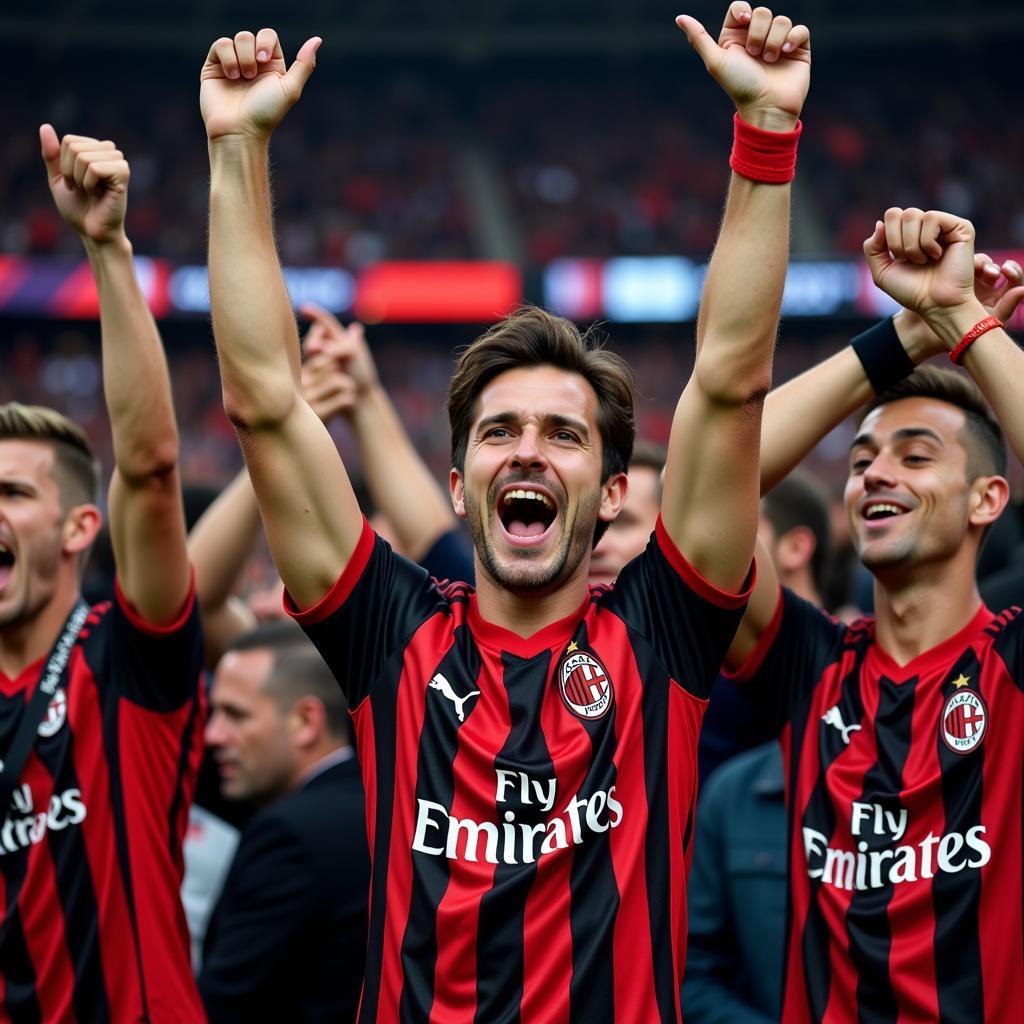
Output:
[
  {"xmin": 870, "ymin": 552, "xmax": 983, "ymax": 665},
  {"xmin": 0, "ymin": 585, "xmax": 82, "ymax": 680},
  {"xmin": 473, "ymin": 559, "xmax": 589, "ymax": 638},
  {"xmin": 291, "ymin": 741, "xmax": 351, "ymax": 789},
  {"xmin": 781, "ymin": 568, "xmax": 820, "ymax": 607}
]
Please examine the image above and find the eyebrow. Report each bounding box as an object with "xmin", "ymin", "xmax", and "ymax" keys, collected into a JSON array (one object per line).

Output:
[
  {"xmin": 475, "ymin": 411, "xmax": 591, "ymax": 439},
  {"xmin": 850, "ymin": 426, "xmax": 945, "ymax": 451}
]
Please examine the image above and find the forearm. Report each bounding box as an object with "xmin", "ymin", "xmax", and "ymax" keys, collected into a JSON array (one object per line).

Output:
[
  {"xmin": 89, "ymin": 237, "xmax": 179, "ymax": 480},
  {"xmin": 188, "ymin": 468, "xmax": 263, "ymax": 613},
  {"xmin": 208, "ymin": 138, "xmax": 302, "ymax": 428},
  {"xmin": 348, "ymin": 385, "xmax": 454, "ymax": 560}
]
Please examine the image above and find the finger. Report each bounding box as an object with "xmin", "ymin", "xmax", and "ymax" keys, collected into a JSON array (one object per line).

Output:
[
  {"xmin": 899, "ymin": 208, "xmax": 927, "ymax": 264},
  {"xmin": 762, "ymin": 14, "xmax": 792, "ymax": 62},
  {"xmin": 917, "ymin": 211, "xmax": 945, "ymax": 261},
  {"xmin": 59, "ymin": 135, "xmax": 100, "ymax": 183},
  {"xmin": 992, "ymin": 285, "xmax": 1024, "ymax": 324},
  {"xmin": 299, "ymin": 301, "xmax": 342, "ymax": 332},
  {"xmin": 883, "ymin": 208, "xmax": 906, "ymax": 261},
  {"xmin": 255, "ymin": 27, "xmax": 279, "ymax": 64},
  {"xmin": 721, "ymin": 1, "xmax": 753, "ymax": 31},
  {"xmin": 974, "ymin": 253, "xmax": 1001, "ymax": 282},
  {"xmin": 1000, "ymin": 259, "xmax": 1022, "ymax": 284},
  {"xmin": 745, "ymin": 6, "xmax": 775, "ymax": 56},
  {"xmin": 39, "ymin": 124, "xmax": 62, "ymax": 181},
  {"xmin": 82, "ymin": 160, "xmax": 129, "ymax": 195},
  {"xmin": 234, "ymin": 30, "xmax": 258, "ymax": 79},
  {"xmin": 208, "ymin": 37, "xmax": 241, "ymax": 79},
  {"xmin": 863, "ymin": 220, "xmax": 891, "ymax": 279},
  {"xmin": 675, "ymin": 15, "xmax": 719, "ymax": 68},
  {"xmin": 74, "ymin": 149, "xmax": 124, "ymax": 191},
  {"xmin": 782, "ymin": 23, "xmax": 810, "ymax": 55},
  {"xmin": 282, "ymin": 36, "xmax": 322, "ymax": 99},
  {"xmin": 931, "ymin": 210, "xmax": 974, "ymax": 246}
]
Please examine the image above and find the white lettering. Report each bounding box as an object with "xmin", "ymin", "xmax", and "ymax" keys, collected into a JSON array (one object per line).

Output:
[
  {"xmin": 936, "ymin": 831, "xmax": 966, "ymax": 873},
  {"xmin": 411, "ymin": 799, "xmax": 446, "ymax": 856}
]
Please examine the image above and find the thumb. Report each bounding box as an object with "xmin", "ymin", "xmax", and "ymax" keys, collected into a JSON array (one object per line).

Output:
[
  {"xmin": 992, "ymin": 284, "xmax": 1024, "ymax": 325},
  {"xmin": 39, "ymin": 124, "xmax": 62, "ymax": 182},
  {"xmin": 675, "ymin": 16, "xmax": 719, "ymax": 68},
  {"xmin": 863, "ymin": 220, "xmax": 891, "ymax": 278},
  {"xmin": 283, "ymin": 36, "xmax": 322, "ymax": 98}
]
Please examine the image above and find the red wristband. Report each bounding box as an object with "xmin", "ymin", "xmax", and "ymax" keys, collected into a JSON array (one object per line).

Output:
[
  {"xmin": 949, "ymin": 315, "xmax": 1003, "ymax": 365},
  {"xmin": 729, "ymin": 112, "xmax": 803, "ymax": 184}
]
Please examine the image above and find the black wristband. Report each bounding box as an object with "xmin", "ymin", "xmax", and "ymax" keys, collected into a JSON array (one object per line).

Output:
[{"xmin": 851, "ymin": 317, "xmax": 915, "ymax": 395}]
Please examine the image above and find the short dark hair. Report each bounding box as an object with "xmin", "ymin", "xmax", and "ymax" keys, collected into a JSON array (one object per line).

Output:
[
  {"xmin": 226, "ymin": 621, "xmax": 349, "ymax": 741},
  {"xmin": 448, "ymin": 307, "xmax": 636, "ymax": 482},
  {"xmin": 762, "ymin": 470, "xmax": 832, "ymax": 591},
  {"xmin": 855, "ymin": 366, "xmax": 1006, "ymax": 479},
  {"xmin": 0, "ymin": 402, "xmax": 101, "ymax": 508}
]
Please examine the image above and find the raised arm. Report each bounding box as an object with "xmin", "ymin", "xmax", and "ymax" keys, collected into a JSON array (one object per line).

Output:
[
  {"xmin": 201, "ymin": 29, "xmax": 363, "ymax": 611},
  {"xmin": 40, "ymin": 125, "xmax": 189, "ymax": 623},
  {"xmin": 664, "ymin": 3, "xmax": 810, "ymax": 592},
  {"xmin": 864, "ymin": 209, "xmax": 1024, "ymax": 463},
  {"xmin": 301, "ymin": 305, "xmax": 458, "ymax": 562}
]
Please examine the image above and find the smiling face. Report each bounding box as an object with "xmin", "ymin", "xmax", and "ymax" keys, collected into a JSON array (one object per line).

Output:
[
  {"xmin": 844, "ymin": 396, "xmax": 996, "ymax": 573},
  {"xmin": 451, "ymin": 365, "xmax": 625, "ymax": 594},
  {"xmin": 0, "ymin": 440, "xmax": 76, "ymax": 630}
]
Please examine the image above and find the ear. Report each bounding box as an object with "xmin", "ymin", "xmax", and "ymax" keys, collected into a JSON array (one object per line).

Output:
[
  {"xmin": 62, "ymin": 503, "xmax": 102, "ymax": 558},
  {"xmin": 598, "ymin": 471, "xmax": 628, "ymax": 523},
  {"xmin": 968, "ymin": 475, "xmax": 1010, "ymax": 528},
  {"xmin": 450, "ymin": 468, "xmax": 466, "ymax": 518},
  {"xmin": 776, "ymin": 525, "xmax": 817, "ymax": 574},
  {"xmin": 288, "ymin": 695, "xmax": 327, "ymax": 750}
]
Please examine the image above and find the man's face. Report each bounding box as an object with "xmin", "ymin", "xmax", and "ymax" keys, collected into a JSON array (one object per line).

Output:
[
  {"xmin": 452, "ymin": 365, "xmax": 623, "ymax": 594},
  {"xmin": 844, "ymin": 397, "xmax": 979, "ymax": 573},
  {"xmin": 589, "ymin": 464, "xmax": 660, "ymax": 586},
  {"xmin": 205, "ymin": 648, "xmax": 296, "ymax": 804},
  {"xmin": 0, "ymin": 440, "xmax": 69, "ymax": 630}
]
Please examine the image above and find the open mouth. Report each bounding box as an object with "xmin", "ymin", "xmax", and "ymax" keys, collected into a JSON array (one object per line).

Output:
[
  {"xmin": 861, "ymin": 501, "xmax": 910, "ymax": 524},
  {"xmin": 0, "ymin": 542, "xmax": 14, "ymax": 589},
  {"xmin": 496, "ymin": 487, "xmax": 558, "ymax": 544}
]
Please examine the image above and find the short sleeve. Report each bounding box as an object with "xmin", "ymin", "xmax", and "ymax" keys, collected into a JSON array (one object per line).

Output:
[
  {"xmin": 419, "ymin": 528, "xmax": 475, "ymax": 585},
  {"xmin": 599, "ymin": 517, "xmax": 754, "ymax": 699},
  {"xmin": 988, "ymin": 604, "xmax": 1024, "ymax": 684},
  {"xmin": 285, "ymin": 519, "xmax": 451, "ymax": 706},
  {"xmin": 724, "ymin": 586, "xmax": 847, "ymax": 734}
]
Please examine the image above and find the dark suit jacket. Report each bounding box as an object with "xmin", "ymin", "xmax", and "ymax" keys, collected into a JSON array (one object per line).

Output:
[{"xmin": 199, "ymin": 757, "xmax": 369, "ymax": 1023}]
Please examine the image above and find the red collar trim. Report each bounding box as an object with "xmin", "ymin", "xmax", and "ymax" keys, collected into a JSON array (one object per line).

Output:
[
  {"xmin": 869, "ymin": 603, "xmax": 994, "ymax": 678},
  {"xmin": 466, "ymin": 592, "xmax": 590, "ymax": 658}
]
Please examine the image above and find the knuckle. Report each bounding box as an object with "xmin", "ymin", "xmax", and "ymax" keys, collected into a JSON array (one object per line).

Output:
[{"xmin": 234, "ymin": 30, "xmax": 255, "ymax": 42}]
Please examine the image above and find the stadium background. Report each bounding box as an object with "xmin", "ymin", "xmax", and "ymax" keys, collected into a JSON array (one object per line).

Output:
[{"xmin": 3, "ymin": 0, "xmax": 1023, "ymax": 603}]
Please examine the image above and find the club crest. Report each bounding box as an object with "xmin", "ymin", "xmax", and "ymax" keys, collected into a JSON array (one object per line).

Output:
[
  {"xmin": 37, "ymin": 688, "xmax": 67, "ymax": 738},
  {"xmin": 940, "ymin": 689, "xmax": 987, "ymax": 754},
  {"xmin": 559, "ymin": 649, "xmax": 613, "ymax": 720}
]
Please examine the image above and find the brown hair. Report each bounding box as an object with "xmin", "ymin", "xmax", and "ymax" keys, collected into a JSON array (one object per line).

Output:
[
  {"xmin": 0, "ymin": 402, "xmax": 101, "ymax": 508},
  {"xmin": 447, "ymin": 307, "xmax": 636, "ymax": 482},
  {"xmin": 855, "ymin": 366, "xmax": 1006, "ymax": 479}
]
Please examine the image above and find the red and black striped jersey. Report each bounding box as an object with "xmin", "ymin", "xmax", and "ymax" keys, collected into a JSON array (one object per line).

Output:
[
  {"xmin": 289, "ymin": 517, "xmax": 751, "ymax": 1023},
  {"xmin": 729, "ymin": 589, "xmax": 1024, "ymax": 1023},
  {"xmin": 0, "ymin": 583, "xmax": 206, "ymax": 1023}
]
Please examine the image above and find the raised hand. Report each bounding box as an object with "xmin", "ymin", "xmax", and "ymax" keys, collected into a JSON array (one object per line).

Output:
[
  {"xmin": 863, "ymin": 208, "xmax": 977, "ymax": 320},
  {"xmin": 199, "ymin": 29, "xmax": 321, "ymax": 141},
  {"xmin": 301, "ymin": 305, "xmax": 380, "ymax": 400},
  {"xmin": 676, "ymin": 3, "xmax": 810, "ymax": 129},
  {"xmin": 40, "ymin": 125, "xmax": 129, "ymax": 245}
]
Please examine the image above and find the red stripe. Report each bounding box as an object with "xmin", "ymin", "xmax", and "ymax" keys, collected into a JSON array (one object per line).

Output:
[
  {"xmin": 376, "ymin": 612, "xmax": 455, "ymax": 1021},
  {"xmin": 884, "ymin": 667, "xmax": 941, "ymax": 1019},
  {"xmin": 118, "ymin": 696, "xmax": 205, "ymax": 1019},
  {"xmin": 977, "ymin": 656, "xmax": 1024, "ymax": 1018},
  {"xmin": 350, "ymin": 697, "xmax": 378, "ymax": 1024},
  {"xmin": 70, "ymin": 655, "xmax": 143, "ymax": 1017},
  {"xmin": 16, "ymin": 753, "xmax": 75, "ymax": 1021},
  {"xmin": 519, "ymin": 662, "xmax": 593, "ymax": 1023},
  {"xmin": 430, "ymin": 649, "xmax": 507, "ymax": 1022}
]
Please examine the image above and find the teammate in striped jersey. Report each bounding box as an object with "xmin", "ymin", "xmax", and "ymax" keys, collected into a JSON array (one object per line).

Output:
[
  {"xmin": 200, "ymin": 5, "xmax": 809, "ymax": 1019},
  {"xmin": 0, "ymin": 133, "xmax": 204, "ymax": 1019},
  {"xmin": 727, "ymin": 209, "xmax": 1024, "ymax": 1021}
]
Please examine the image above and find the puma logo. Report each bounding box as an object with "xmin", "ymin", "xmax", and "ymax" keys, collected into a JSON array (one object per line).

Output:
[
  {"xmin": 822, "ymin": 705, "xmax": 861, "ymax": 745},
  {"xmin": 429, "ymin": 673, "xmax": 480, "ymax": 723}
]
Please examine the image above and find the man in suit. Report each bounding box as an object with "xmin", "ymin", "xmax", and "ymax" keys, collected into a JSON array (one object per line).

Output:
[{"xmin": 199, "ymin": 620, "xmax": 369, "ymax": 1022}]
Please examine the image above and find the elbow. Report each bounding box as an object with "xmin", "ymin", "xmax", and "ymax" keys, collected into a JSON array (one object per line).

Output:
[
  {"xmin": 222, "ymin": 383, "xmax": 298, "ymax": 434},
  {"xmin": 117, "ymin": 438, "xmax": 180, "ymax": 487},
  {"xmin": 695, "ymin": 361, "xmax": 772, "ymax": 410}
]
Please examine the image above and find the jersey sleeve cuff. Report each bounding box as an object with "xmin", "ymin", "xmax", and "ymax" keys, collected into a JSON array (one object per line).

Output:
[
  {"xmin": 284, "ymin": 517, "xmax": 375, "ymax": 625},
  {"xmin": 114, "ymin": 567, "xmax": 197, "ymax": 636},
  {"xmin": 722, "ymin": 587, "xmax": 784, "ymax": 684},
  {"xmin": 654, "ymin": 516, "xmax": 756, "ymax": 610}
]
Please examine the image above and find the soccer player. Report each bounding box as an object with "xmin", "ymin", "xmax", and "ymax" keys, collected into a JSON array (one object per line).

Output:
[
  {"xmin": 725, "ymin": 208, "xmax": 1024, "ymax": 1020},
  {"xmin": 0, "ymin": 131, "xmax": 204, "ymax": 1019},
  {"xmin": 199, "ymin": 4, "xmax": 809, "ymax": 1020}
]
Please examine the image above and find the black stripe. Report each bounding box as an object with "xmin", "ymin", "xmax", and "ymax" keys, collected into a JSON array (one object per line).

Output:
[
  {"xmin": 398, "ymin": 624, "xmax": 481, "ymax": 1024},
  {"xmin": 797, "ymin": 656, "xmax": 866, "ymax": 1023},
  {"xmin": 933, "ymin": 649, "xmax": 985, "ymax": 1023},
  {"xmin": 35, "ymin": 714, "xmax": 111, "ymax": 1024},
  {"xmin": 165, "ymin": 687, "xmax": 201, "ymax": 866},
  {"xmin": 567, "ymin": 627, "xmax": 619, "ymax": 1023},
  {"xmin": 473, "ymin": 650, "xmax": 556, "ymax": 1024},
  {"xmin": 0, "ymin": 875, "xmax": 42, "ymax": 1022},
  {"xmin": 634, "ymin": 638, "xmax": 679, "ymax": 1024},
  {"xmin": 846, "ymin": 674, "xmax": 917, "ymax": 1024},
  {"xmin": 101, "ymin": 686, "xmax": 151, "ymax": 1023}
]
